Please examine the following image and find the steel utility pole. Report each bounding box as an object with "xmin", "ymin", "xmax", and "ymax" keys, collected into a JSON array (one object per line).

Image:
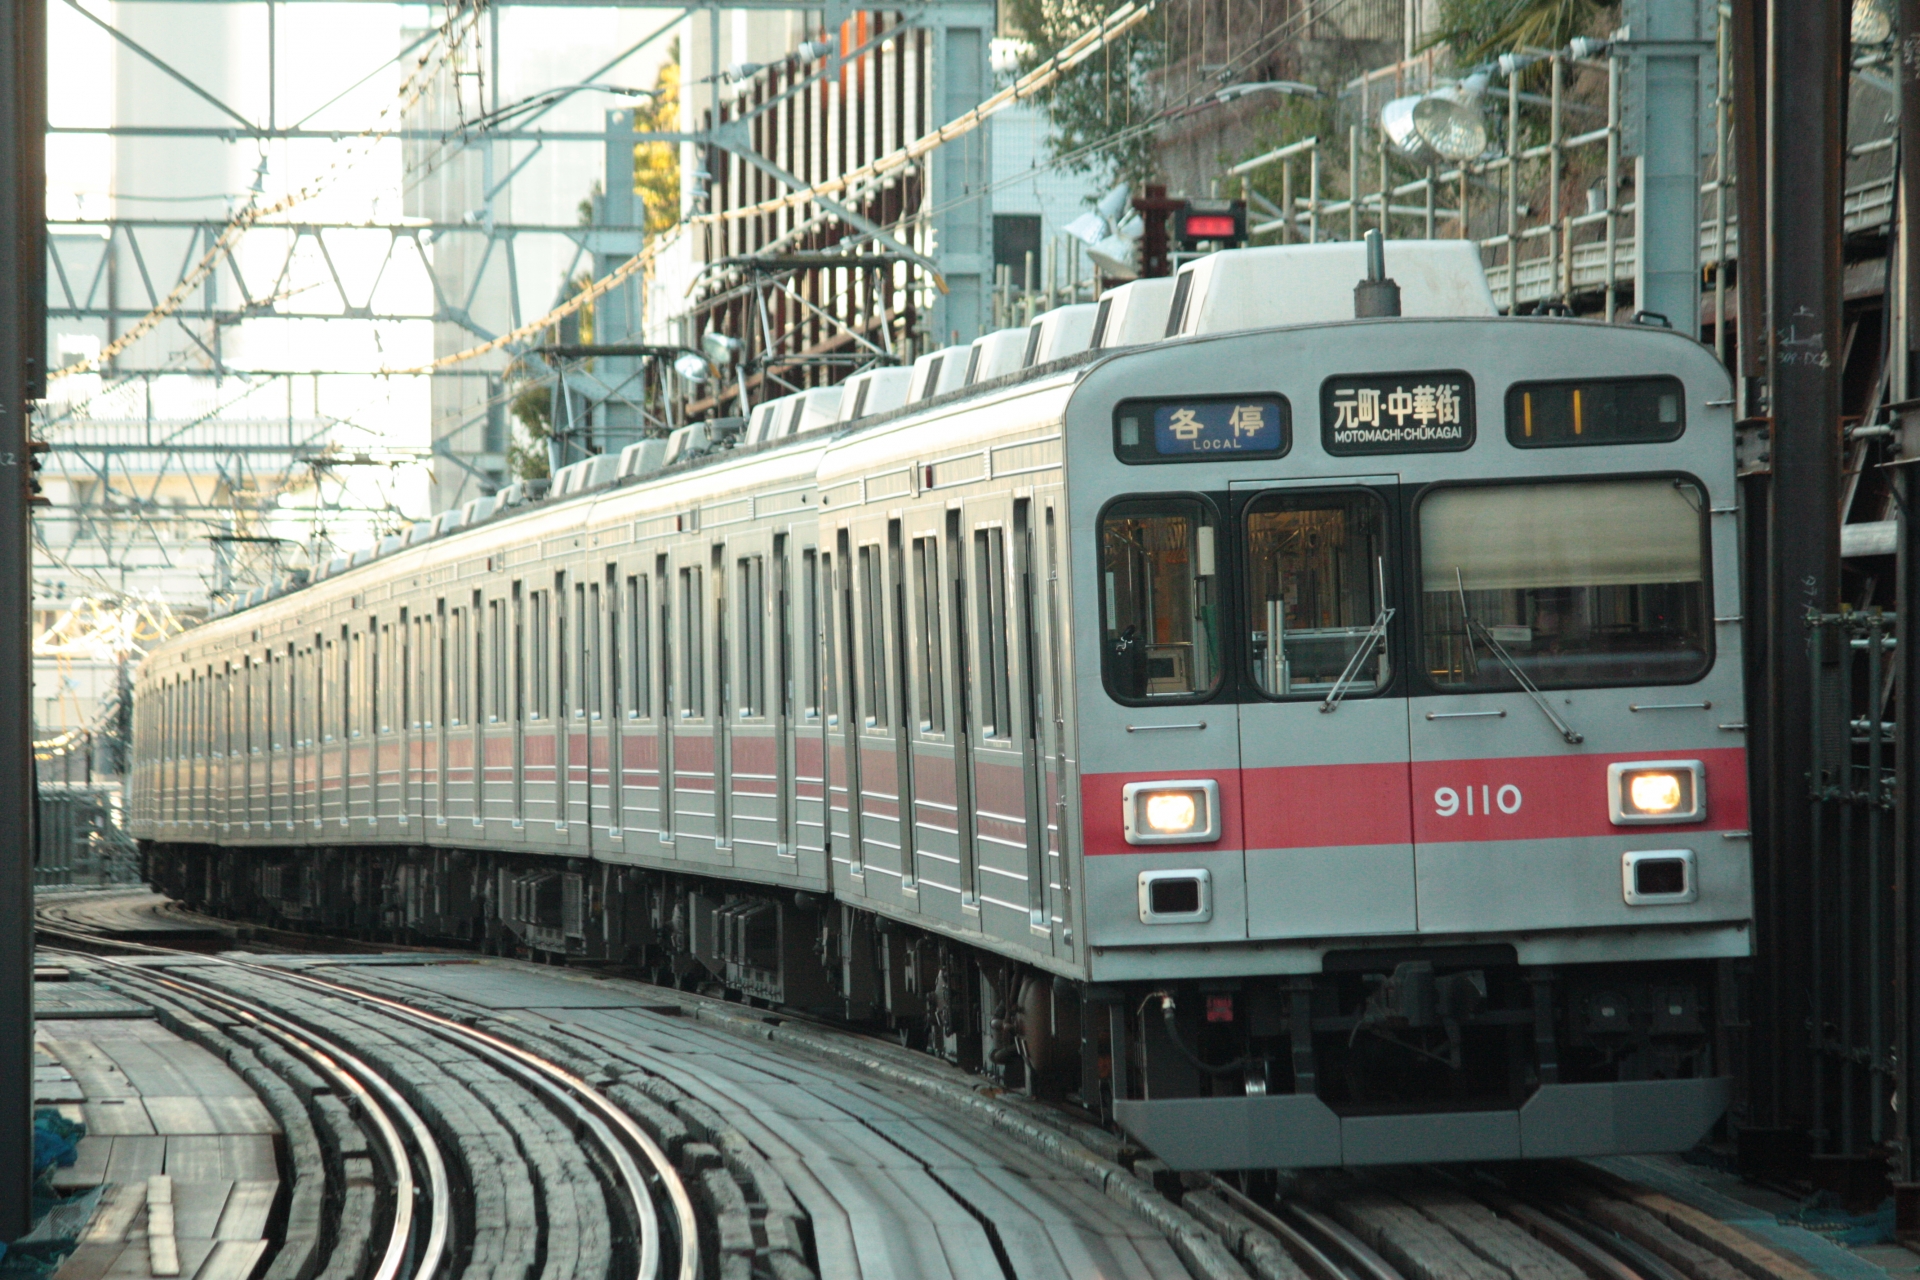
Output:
[
  {"xmin": 1763, "ymin": 0, "xmax": 1845, "ymax": 1153},
  {"xmin": 1896, "ymin": 0, "xmax": 1920, "ymax": 1202},
  {"xmin": 0, "ymin": 0, "xmax": 43, "ymax": 1239}
]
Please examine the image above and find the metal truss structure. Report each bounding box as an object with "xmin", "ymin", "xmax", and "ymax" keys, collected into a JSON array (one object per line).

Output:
[
  {"xmin": 679, "ymin": 5, "xmax": 993, "ymax": 405},
  {"xmin": 39, "ymin": 0, "xmax": 1005, "ymax": 616}
]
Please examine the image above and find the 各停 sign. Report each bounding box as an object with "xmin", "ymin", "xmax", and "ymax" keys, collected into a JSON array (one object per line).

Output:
[
  {"xmin": 1152, "ymin": 399, "xmax": 1284, "ymax": 455},
  {"xmin": 1321, "ymin": 372, "xmax": 1475, "ymax": 454},
  {"xmin": 1113, "ymin": 396, "xmax": 1290, "ymax": 463}
]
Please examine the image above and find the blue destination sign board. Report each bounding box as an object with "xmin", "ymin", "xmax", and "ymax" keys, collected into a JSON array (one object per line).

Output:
[
  {"xmin": 1114, "ymin": 396, "xmax": 1290, "ymax": 464},
  {"xmin": 1321, "ymin": 371, "xmax": 1476, "ymax": 455}
]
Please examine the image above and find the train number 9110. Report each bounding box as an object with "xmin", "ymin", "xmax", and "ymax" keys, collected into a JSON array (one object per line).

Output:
[{"xmin": 1434, "ymin": 784, "xmax": 1523, "ymax": 817}]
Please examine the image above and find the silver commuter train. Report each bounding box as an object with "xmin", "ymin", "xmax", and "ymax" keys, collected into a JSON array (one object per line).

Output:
[{"xmin": 130, "ymin": 240, "xmax": 1748, "ymax": 1169}]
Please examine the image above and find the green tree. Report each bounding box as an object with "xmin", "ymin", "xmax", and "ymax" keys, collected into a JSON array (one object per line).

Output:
[
  {"xmin": 634, "ymin": 42, "xmax": 682, "ymax": 235},
  {"xmin": 507, "ymin": 377, "xmax": 552, "ymax": 481},
  {"xmin": 1001, "ymin": 0, "xmax": 1166, "ymax": 186},
  {"xmin": 1427, "ymin": 0, "xmax": 1618, "ymax": 65}
]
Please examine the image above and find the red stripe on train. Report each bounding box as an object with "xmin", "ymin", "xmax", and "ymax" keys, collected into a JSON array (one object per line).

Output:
[{"xmin": 1082, "ymin": 748, "xmax": 1748, "ymax": 854}]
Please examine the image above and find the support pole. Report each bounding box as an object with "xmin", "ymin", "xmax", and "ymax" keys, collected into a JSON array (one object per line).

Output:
[
  {"xmin": 1895, "ymin": 0, "xmax": 1920, "ymax": 1196},
  {"xmin": 1764, "ymin": 0, "xmax": 1845, "ymax": 1149},
  {"xmin": 0, "ymin": 0, "xmax": 41, "ymax": 1239}
]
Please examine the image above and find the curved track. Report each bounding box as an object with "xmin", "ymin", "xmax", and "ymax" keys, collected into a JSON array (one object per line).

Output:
[{"xmin": 39, "ymin": 918, "xmax": 698, "ymax": 1280}]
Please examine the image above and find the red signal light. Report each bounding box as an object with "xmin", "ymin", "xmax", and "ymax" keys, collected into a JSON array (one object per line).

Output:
[{"xmin": 1183, "ymin": 214, "xmax": 1238, "ymax": 239}]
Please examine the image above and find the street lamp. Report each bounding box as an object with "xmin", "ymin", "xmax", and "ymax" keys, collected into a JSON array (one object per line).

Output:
[
  {"xmin": 1379, "ymin": 71, "xmax": 1491, "ymax": 167},
  {"xmin": 1212, "ymin": 80, "xmax": 1322, "ymax": 105}
]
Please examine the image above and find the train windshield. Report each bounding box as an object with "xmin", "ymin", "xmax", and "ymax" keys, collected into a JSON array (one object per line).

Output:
[
  {"xmin": 1100, "ymin": 498, "xmax": 1222, "ymax": 701},
  {"xmin": 1244, "ymin": 490, "xmax": 1390, "ymax": 698},
  {"xmin": 1419, "ymin": 477, "xmax": 1709, "ymax": 690}
]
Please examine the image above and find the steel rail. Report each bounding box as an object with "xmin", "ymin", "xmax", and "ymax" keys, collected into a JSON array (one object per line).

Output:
[
  {"xmin": 1281, "ymin": 1201, "xmax": 1406, "ymax": 1280},
  {"xmin": 40, "ymin": 938, "xmax": 447, "ymax": 1280},
  {"xmin": 1208, "ymin": 1179, "xmax": 1385, "ymax": 1280},
  {"xmin": 38, "ymin": 916, "xmax": 698, "ymax": 1280}
]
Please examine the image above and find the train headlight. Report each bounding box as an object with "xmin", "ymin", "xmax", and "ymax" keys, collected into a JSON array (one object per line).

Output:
[
  {"xmin": 1122, "ymin": 779, "xmax": 1221, "ymax": 845},
  {"xmin": 1607, "ymin": 761, "xmax": 1706, "ymax": 825}
]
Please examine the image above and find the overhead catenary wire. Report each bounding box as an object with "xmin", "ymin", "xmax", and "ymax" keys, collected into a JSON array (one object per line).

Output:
[
  {"xmin": 383, "ymin": 0, "xmax": 1161, "ymax": 377},
  {"xmin": 46, "ymin": 3, "xmax": 483, "ymax": 384}
]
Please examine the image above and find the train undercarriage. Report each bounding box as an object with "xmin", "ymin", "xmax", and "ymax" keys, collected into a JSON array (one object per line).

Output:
[{"xmin": 144, "ymin": 840, "xmax": 1730, "ymax": 1165}]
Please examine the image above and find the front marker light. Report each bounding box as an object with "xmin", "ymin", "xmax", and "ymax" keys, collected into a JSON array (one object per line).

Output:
[
  {"xmin": 1122, "ymin": 779, "xmax": 1221, "ymax": 845},
  {"xmin": 1144, "ymin": 791, "xmax": 1198, "ymax": 835},
  {"xmin": 1629, "ymin": 772, "xmax": 1683, "ymax": 814},
  {"xmin": 1608, "ymin": 760, "xmax": 1706, "ymax": 825}
]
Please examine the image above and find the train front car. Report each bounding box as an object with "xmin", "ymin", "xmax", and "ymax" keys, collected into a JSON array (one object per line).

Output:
[{"xmin": 1070, "ymin": 246, "xmax": 1747, "ymax": 1169}]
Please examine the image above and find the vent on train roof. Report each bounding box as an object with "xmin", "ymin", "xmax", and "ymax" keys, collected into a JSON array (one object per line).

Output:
[
  {"xmin": 909, "ymin": 344, "xmax": 970, "ymax": 401},
  {"xmin": 746, "ymin": 399, "xmax": 790, "ymax": 446},
  {"xmin": 967, "ymin": 328, "xmax": 1030, "ymax": 384},
  {"xmin": 1164, "ymin": 241, "xmax": 1496, "ymax": 338},
  {"xmin": 619, "ymin": 438, "xmax": 668, "ymax": 478},
  {"xmin": 1090, "ymin": 297, "xmax": 1113, "ymax": 348},
  {"xmin": 788, "ymin": 388, "xmax": 840, "ymax": 436},
  {"xmin": 1025, "ymin": 303, "xmax": 1099, "ymax": 366},
  {"xmin": 1091, "ymin": 277, "xmax": 1178, "ymax": 349},
  {"xmin": 836, "ymin": 367, "xmax": 912, "ymax": 422},
  {"xmin": 1164, "ymin": 271, "xmax": 1195, "ymax": 337},
  {"xmin": 581, "ymin": 453, "xmax": 620, "ymax": 492}
]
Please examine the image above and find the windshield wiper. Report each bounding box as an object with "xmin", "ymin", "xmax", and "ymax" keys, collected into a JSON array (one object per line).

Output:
[
  {"xmin": 1320, "ymin": 605, "xmax": 1395, "ymax": 713},
  {"xmin": 1454, "ymin": 568, "xmax": 1583, "ymax": 745},
  {"xmin": 1321, "ymin": 556, "xmax": 1394, "ymax": 713}
]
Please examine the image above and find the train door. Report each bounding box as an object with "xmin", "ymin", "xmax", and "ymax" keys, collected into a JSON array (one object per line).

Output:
[
  {"xmin": 961, "ymin": 500, "xmax": 1046, "ymax": 947},
  {"xmin": 524, "ymin": 580, "xmax": 558, "ymax": 833},
  {"xmin": 827, "ymin": 529, "xmax": 865, "ymax": 887},
  {"xmin": 593, "ymin": 563, "xmax": 621, "ymax": 845},
  {"xmin": 712, "ymin": 544, "xmax": 735, "ymax": 855},
  {"xmin": 667, "ymin": 541, "xmax": 726, "ymax": 865},
  {"xmin": 770, "ymin": 533, "xmax": 798, "ymax": 865},
  {"xmin": 791, "ymin": 543, "xmax": 828, "ymax": 874},
  {"xmin": 1230, "ymin": 476, "xmax": 1416, "ymax": 937},
  {"xmin": 608, "ymin": 557, "xmax": 649, "ymax": 844},
  {"xmin": 945, "ymin": 512, "xmax": 979, "ymax": 912},
  {"xmin": 902, "ymin": 518, "xmax": 957, "ymax": 920},
  {"xmin": 1039, "ymin": 500, "xmax": 1074, "ymax": 959},
  {"xmin": 564, "ymin": 570, "xmax": 594, "ymax": 851},
  {"xmin": 728, "ymin": 535, "xmax": 781, "ymax": 875},
  {"xmin": 655, "ymin": 554, "xmax": 675, "ymax": 845},
  {"xmin": 850, "ymin": 520, "xmax": 904, "ymax": 898},
  {"xmin": 1010, "ymin": 499, "xmax": 1053, "ymax": 954}
]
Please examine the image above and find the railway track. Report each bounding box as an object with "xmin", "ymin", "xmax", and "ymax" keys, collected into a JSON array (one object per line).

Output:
[
  {"xmin": 42, "ymin": 895, "xmax": 1289, "ymax": 1279},
  {"xmin": 39, "ymin": 920, "xmax": 696, "ymax": 1280},
  {"xmin": 36, "ymin": 892, "xmax": 1825, "ymax": 1280}
]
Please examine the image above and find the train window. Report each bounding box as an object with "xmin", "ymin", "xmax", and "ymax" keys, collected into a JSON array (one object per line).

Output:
[
  {"xmin": 1418, "ymin": 476, "xmax": 1710, "ymax": 690},
  {"xmin": 449, "ymin": 608, "xmax": 467, "ymax": 727},
  {"xmin": 604, "ymin": 569, "xmax": 619, "ymax": 724},
  {"xmin": 858, "ymin": 544, "xmax": 889, "ymax": 729},
  {"xmin": 820, "ymin": 552, "xmax": 840, "ymax": 726},
  {"xmin": 572, "ymin": 582, "xmax": 590, "ymax": 719},
  {"xmin": 512, "ymin": 583, "xmax": 526, "ymax": 723},
  {"xmin": 1506, "ymin": 376, "xmax": 1685, "ymax": 447},
  {"xmin": 1113, "ymin": 395, "xmax": 1289, "ymax": 464},
  {"xmin": 913, "ymin": 536, "xmax": 946, "ymax": 734},
  {"xmin": 713, "ymin": 548, "xmax": 731, "ymax": 731},
  {"xmin": 679, "ymin": 567, "xmax": 705, "ymax": 718},
  {"xmin": 738, "ymin": 555, "xmax": 766, "ymax": 719},
  {"xmin": 1098, "ymin": 498, "xmax": 1222, "ymax": 703},
  {"xmin": 529, "ymin": 591, "xmax": 549, "ymax": 720},
  {"xmin": 801, "ymin": 551, "xmax": 820, "ymax": 719},
  {"xmin": 626, "ymin": 575, "xmax": 649, "ymax": 718},
  {"xmin": 588, "ymin": 581, "xmax": 603, "ymax": 719},
  {"xmin": 376, "ymin": 624, "xmax": 392, "ymax": 733},
  {"xmin": 974, "ymin": 528, "xmax": 1014, "ymax": 736},
  {"xmin": 1244, "ymin": 490, "xmax": 1391, "ymax": 698},
  {"xmin": 556, "ymin": 577, "xmax": 571, "ymax": 722}
]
